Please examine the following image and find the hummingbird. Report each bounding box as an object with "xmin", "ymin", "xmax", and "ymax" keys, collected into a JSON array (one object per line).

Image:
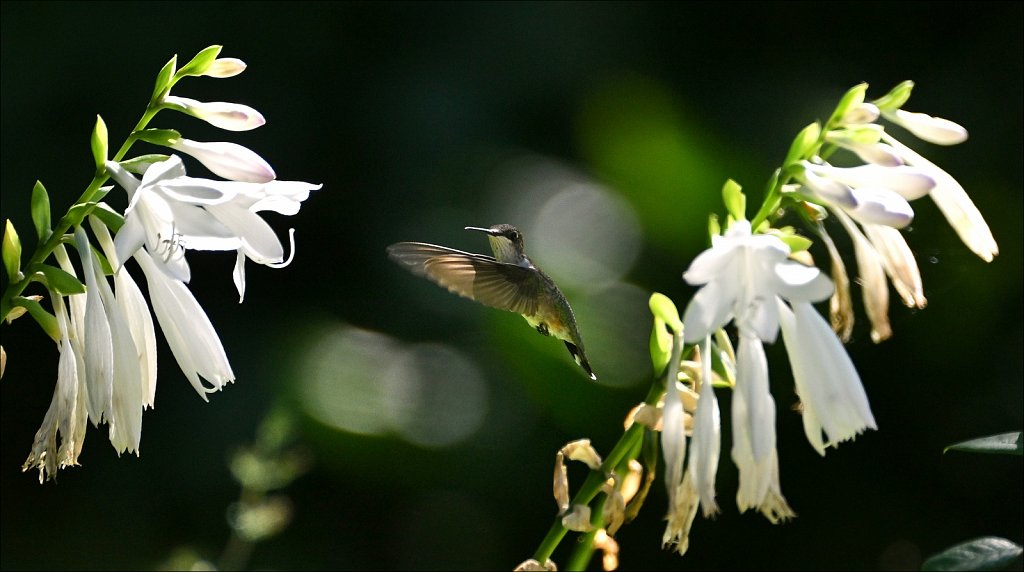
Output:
[{"xmin": 386, "ymin": 224, "xmax": 597, "ymax": 380}]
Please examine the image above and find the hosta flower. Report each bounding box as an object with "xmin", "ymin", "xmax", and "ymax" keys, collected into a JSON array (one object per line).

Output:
[
  {"xmin": 681, "ymin": 220, "xmax": 874, "ymax": 519},
  {"xmin": 106, "ymin": 156, "xmax": 321, "ymax": 301},
  {"xmin": 169, "ymin": 138, "xmax": 275, "ymax": 183},
  {"xmin": 163, "ymin": 96, "xmax": 265, "ymax": 132}
]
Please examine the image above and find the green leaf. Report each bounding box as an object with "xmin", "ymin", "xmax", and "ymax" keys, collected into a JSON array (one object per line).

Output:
[
  {"xmin": 922, "ymin": 537, "xmax": 1022, "ymax": 571},
  {"xmin": 119, "ymin": 154, "xmax": 170, "ymax": 175},
  {"xmin": 133, "ymin": 128, "xmax": 180, "ymax": 146},
  {"xmin": 3, "ymin": 220, "xmax": 23, "ymax": 281},
  {"xmin": 65, "ymin": 202, "xmax": 101, "ymax": 228},
  {"xmin": 707, "ymin": 213, "xmax": 720, "ymax": 238},
  {"xmin": 151, "ymin": 54, "xmax": 177, "ymax": 101},
  {"xmin": 780, "ymin": 234, "xmax": 813, "ymax": 253},
  {"xmin": 90, "ymin": 115, "xmax": 108, "ymax": 169},
  {"xmin": 30, "ymin": 181, "xmax": 51, "ymax": 241},
  {"xmin": 649, "ymin": 318, "xmax": 671, "ymax": 375},
  {"xmin": 649, "ymin": 293, "xmax": 682, "ymax": 332},
  {"xmin": 721, "ymin": 179, "xmax": 746, "ymax": 222},
  {"xmin": 784, "ymin": 122, "xmax": 822, "ymax": 166},
  {"xmin": 28, "ymin": 263, "xmax": 85, "ymax": 295},
  {"xmin": 13, "ymin": 296, "xmax": 60, "ymax": 342},
  {"xmin": 175, "ymin": 45, "xmax": 223, "ymax": 79},
  {"xmin": 945, "ymin": 432, "xmax": 1022, "ymax": 456},
  {"xmin": 88, "ymin": 204, "xmax": 125, "ymax": 233},
  {"xmin": 826, "ymin": 83, "xmax": 868, "ymax": 128},
  {"xmin": 873, "ymin": 80, "xmax": 915, "ymax": 112}
]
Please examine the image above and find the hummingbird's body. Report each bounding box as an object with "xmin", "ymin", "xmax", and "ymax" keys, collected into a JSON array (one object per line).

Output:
[{"xmin": 387, "ymin": 224, "xmax": 597, "ymax": 380}]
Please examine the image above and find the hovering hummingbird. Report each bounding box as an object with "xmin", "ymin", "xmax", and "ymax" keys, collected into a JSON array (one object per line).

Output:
[{"xmin": 387, "ymin": 224, "xmax": 597, "ymax": 380}]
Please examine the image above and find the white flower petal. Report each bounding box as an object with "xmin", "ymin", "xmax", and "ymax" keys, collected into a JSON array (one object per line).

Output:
[
  {"xmin": 135, "ymin": 250, "xmax": 235, "ymax": 399},
  {"xmin": 885, "ymin": 109, "xmax": 968, "ymax": 145},
  {"xmin": 883, "ymin": 134, "xmax": 998, "ymax": 262},
  {"xmin": 170, "ymin": 139, "xmax": 275, "ymax": 183},
  {"xmin": 732, "ymin": 333, "xmax": 777, "ymax": 511},
  {"xmin": 833, "ymin": 209, "xmax": 891, "ymax": 342},
  {"xmin": 846, "ymin": 187, "xmax": 915, "ymax": 228},
  {"xmin": 76, "ymin": 228, "xmax": 113, "ymax": 425},
  {"xmin": 689, "ymin": 337, "xmax": 721, "ymax": 516},
  {"xmin": 233, "ymin": 250, "xmax": 247, "ymax": 303},
  {"xmin": 772, "ymin": 259, "xmax": 833, "ymax": 303},
  {"xmin": 682, "ymin": 279, "xmax": 735, "ymax": 343},
  {"xmin": 861, "ymin": 223, "xmax": 926, "ymax": 309},
  {"xmin": 163, "ymin": 95, "xmax": 265, "ymax": 132},
  {"xmin": 777, "ymin": 300, "xmax": 876, "ymax": 455},
  {"xmin": 205, "ymin": 203, "xmax": 284, "ymax": 264},
  {"xmin": 807, "ymin": 163, "xmax": 935, "ymax": 201}
]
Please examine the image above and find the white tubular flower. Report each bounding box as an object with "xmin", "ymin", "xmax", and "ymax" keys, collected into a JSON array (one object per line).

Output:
[
  {"xmin": 76, "ymin": 227, "xmax": 144, "ymax": 454},
  {"xmin": 861, "ymin": 223, "xmax": 926, "ymax": 309},
  {"xmin": 163, "ymin": 95, "xmax": 265, "ymax": 132},
  {"xmin": 882, "ymin": 108, "xmax": 968, "ymax": 145},
  {"xmin": 133, "ymin": 249, "xmax": 235, "ymax": 399},
  {"xmin": 22, "ymin": 293, "xmax": 88, "ymax": 482},
  {"xmin": 833, "ymin": 209, "xmax": 892, "ymax": 342},
  {"xmin": 802, "ymin": 162, "xmax": 935, "ymax": 201},
  {"xmin": 688, "ymin": 338, "xmax": 721, "ymax": 517},
  {"xmin": 681, "ymin": 220, "xmax": 837, "ymax": 520},
  {"xmin": 883, "ymin": 133, "xmax": 998, "ymax": 262},
  {"xmin": 169, "ymin": 138, "xmax": 275, "ymax": 183},
  {"xmin": 777, "ymin": 300, "xmax": 876, "ymax": 456},
  {"xmin": 91, "ymin": 216, "xmax": 159, "ymax": 408},
  {"xmin": 107, "ymin": 156, "xmax": 321, "ymax": 301}
]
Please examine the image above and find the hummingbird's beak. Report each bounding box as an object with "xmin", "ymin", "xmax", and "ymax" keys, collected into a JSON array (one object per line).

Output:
[{"xmin": 464, "ymin": 226, "xmax": 497, "ymax": 235}]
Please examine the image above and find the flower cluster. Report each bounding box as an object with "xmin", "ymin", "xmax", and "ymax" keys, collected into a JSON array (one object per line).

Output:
[
  {"xmin": 794, "ymin": 81, "xmax": 998, "ymax": 342},
  {"xmin": 17, "ymin": 47, "xmax": 320, "ymax": 482}
]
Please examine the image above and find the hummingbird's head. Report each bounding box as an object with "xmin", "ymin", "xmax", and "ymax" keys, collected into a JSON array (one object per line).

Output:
[{"xmin": 465, "ymin": 224, "xmax": 526, "ymax": 264}]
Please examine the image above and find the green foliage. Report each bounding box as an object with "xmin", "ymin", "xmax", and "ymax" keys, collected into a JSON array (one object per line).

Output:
[
  {"xmin": 90, "ymin": 115, "xmax": 108, "ymax": 170},
  {"xmin": 873, "ymin": 80, "xmax": 914, "ymax": 112},
  {"xmin": 721, "ymin": 179, "xmax": 745, "ymax": 222},
  {"xmin": 784, "ymin": 122, "xmax": 822, "ymax": 167},
  {"xmin": 30, "ymin": 181, "xmax": 51, "ymax": 241},
  {"xmin": 151, "ymin": 54, "xmax": 177, "ymax": 101},
  {"xmin": 175, "ymin": 45, "xmax": 222, "ymax": 79},
  {"xmin": 29, "ymin": 263, "xmax": 85, "ymax": 295},
  {"xmin": 12, "ymin": 296, "xmax": 59, "ymax": 342},
  {"xmin": 922, "ymin": 537, "xmax": 1023, "ymax": 571},
  {"xmin": 3, "ymin": 220, "xmax": 23, "ymax": 281},
  {"xmin": 826, "ymin": 82, "xmax": 867, "ymax": 127}
]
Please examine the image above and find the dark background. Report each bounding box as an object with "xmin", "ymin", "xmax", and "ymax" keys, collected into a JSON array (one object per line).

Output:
[{"xmin": 2, "ymin": 2, "xmax": 1021, "ymax": 570}]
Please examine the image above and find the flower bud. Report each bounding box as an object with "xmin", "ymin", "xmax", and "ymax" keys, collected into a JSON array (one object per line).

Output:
[
  {"xmin": 164, "ymin": 96, "xmax": 265, "ymax": 132},
  {"xmin": 170, "ymin": 138, "xmax": 275, "ymax": 183},
  {"xmin": 203, "ymin": 57, "xmax": 246, "ymax": 78}
]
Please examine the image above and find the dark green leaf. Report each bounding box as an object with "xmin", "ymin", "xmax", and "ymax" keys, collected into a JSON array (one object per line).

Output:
[
  {"xmin": 13, "ymin": 296, "xmax": 60, "ymax": 342},
  {"xmin": 29, "ymin": 263, "xmax": 85, "ymax": 295},
  {"xmin": 31, "ymin": 181, "xmax": 51, "ymax": 241},
  {"xmin": 151, "ymin": 55, "xmax": 177, "ymax": 101},
  {"xmin": 133, "ymin": 128, "xmax": 180, "ymax": 146},
  {"xmin": 946, "ymin": 432, "xmax": 1023, "ymax": 456},
  {"xmin": 922, "ymin": 536, "xmax": 1022, "ymax": 571},
  {"xmin": 784, "ymin": 122, "xmax": 822, "ymax": 166},
  {"xmin": 175, "ymin": 45, "xmax": 222, "ymax": 78}
]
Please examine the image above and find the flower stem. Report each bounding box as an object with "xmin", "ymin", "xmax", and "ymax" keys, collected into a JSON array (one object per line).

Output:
[{"xmin": 531, "ymin": 378, "xmax": 666, "ymax": 564}]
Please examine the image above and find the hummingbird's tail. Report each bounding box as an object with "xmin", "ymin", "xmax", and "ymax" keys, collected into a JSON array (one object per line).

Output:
[{"xmin": 564, "ymin": 341, "xmax": 597, "ymax": 381}]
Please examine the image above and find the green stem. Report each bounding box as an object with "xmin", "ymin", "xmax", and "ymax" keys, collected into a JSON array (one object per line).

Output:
[
  {"xmin": 531, "ymin": 379, "xmax": 666, "ymax": 564},
  {"xmin": 0, "ymin": 102, "xmax": 161, "ymax": 323}
]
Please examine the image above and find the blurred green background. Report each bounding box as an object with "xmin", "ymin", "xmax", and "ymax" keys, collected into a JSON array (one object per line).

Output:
[{"xmin": 2, "ymin": 2, "xmax": 1021, "ymax": 570}]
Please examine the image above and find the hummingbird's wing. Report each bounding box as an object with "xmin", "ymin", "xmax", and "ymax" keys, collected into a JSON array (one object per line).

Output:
[{"xmin": 387, "ymin": 242, "xmax": 541, "ymax": 315}]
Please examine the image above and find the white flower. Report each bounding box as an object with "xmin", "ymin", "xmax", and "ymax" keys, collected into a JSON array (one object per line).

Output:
[
  {"xmin": 688, "ymin": 338, "xmax": 720, "ymax": 517},
  {"xmin": 107, "ymin": 156, "xmax": 321, "ymax": 301},
  {"xmin": 882, "ymin": 108, "xmax": 968, "ymax": 145},
  {"xmin": 681, "ymin": 220, "xmax": 870, "ymax": 517},
  {"xmin": 883, "ymin": 133, "xmax": 998, "ymax": 262},
  {"xmin": 169, "ymin": 138, "xmax": 275, "ymax": 183},
  {"xmin": 203, "ymin": 57, "xmax": 246, "ymax": 78},
  {"xmin": 777, "ymin": 300, "xmax": 876, "ymax": 455},
  {"xmin": 133, "ymin": 248, "xmax": 235, "ymax": 399},
  {"xmin": 21, "ymin": 292, "xmax": 88, "ymax": 482},
  {"xmin": 163, "ymin": 96, "xmax": 265, "ymax": 132},
  {"xmin": 76, "ymin": 226, "xmax": 144, "ymax": 454}
]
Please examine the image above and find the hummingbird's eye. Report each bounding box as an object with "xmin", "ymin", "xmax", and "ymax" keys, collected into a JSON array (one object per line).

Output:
[{"xmin": 510, "ymin": 230, "xmax": 520, "ymax": 241}]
